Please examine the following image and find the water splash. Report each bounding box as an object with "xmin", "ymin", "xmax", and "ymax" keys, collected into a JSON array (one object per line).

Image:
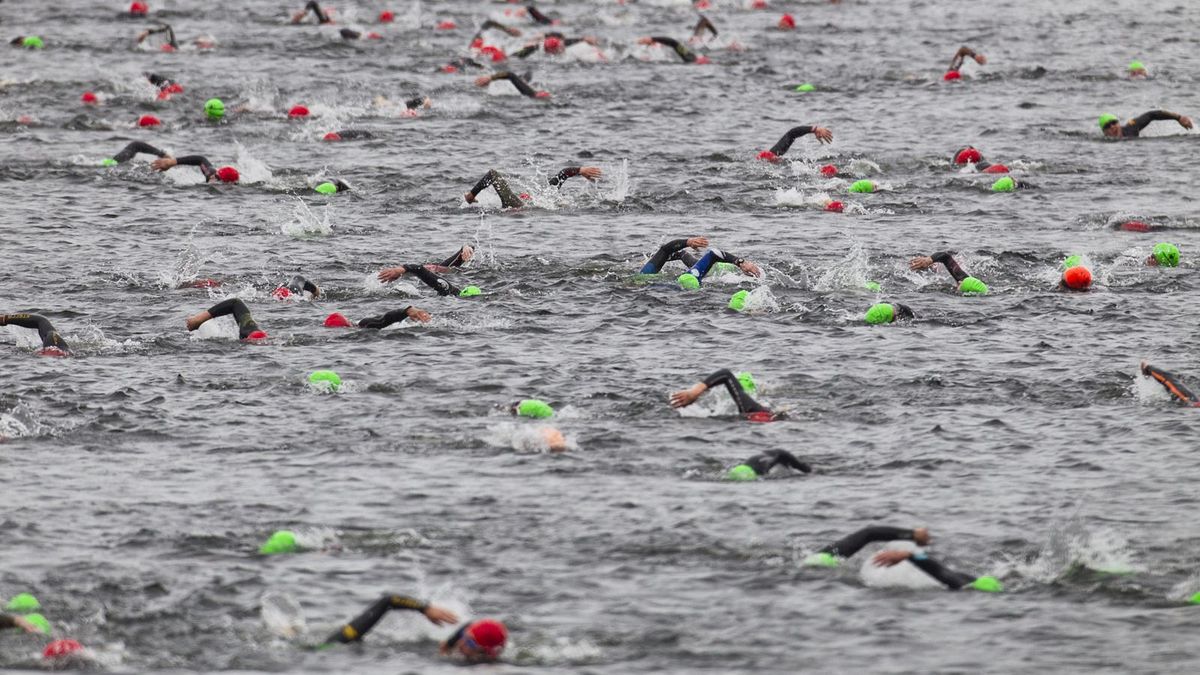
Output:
[{"xmin": 279, "ymin": 197, "xmax": 333, "ymax": 238}]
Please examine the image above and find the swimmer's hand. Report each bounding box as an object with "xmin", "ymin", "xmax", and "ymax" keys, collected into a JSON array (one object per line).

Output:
[
  {"xmin": 474, "ymin": 75, "xmax": 494, "ymax": 87},
  {"xmin": 670, "ymin": 383, "xmax": 707, "ymax": 408},
  {"xmin": 151, "ymin": 157, "xmax": 177, "ymax": 171},
  {"xmin": 909, "ymin": 256, "xmax": 935, "ymax": 271},
  {"xmin": 580, "ymin": 166, "xmax": 602, "ymax": 181},
  {"xmin": 686, "ymin": 236, "xmax": 709, "ymax": 249},
  {"xmin": 637, "ymin": 37, "xmax": 655, "ymax": 45},
  {"xmin": 377, "ymin": 267, "xmax": 406, "ymax": 283},
  {"xmin": 973, "ymin": 53, "xmax": 987, "ymax": 65},
  {"xmin": 185, "ymin": 310, "xmax": 211, "ymax": 331},
  {"xmin": 290, "ymin": 10, "xmax": 307, "ymax": 23},
  {"xmin": 871, "ymin": 549, "xmax": 913, "ymax": 567},
  {"xmin": 464, "ymin": 191, "xmax": 478, "ymax": 203},
  {"xmin": 13, "ymin": 616, "xmax": 41, "ymax": 633},
  {"xmin": 738, "ymin": 260, "xmax": 762, "ymax": 277},
  {"xmin": 423, "ymin": 604, "xmax": 458, "ymax": 626},
  {"xmin": 406, "ymin": 307, "xmax": 432, "ymax": 323},
  {"xmin": 812, "ymin": 127, "xmax": 833, "ymax": 144},
  {"xmin": 1179, "ymin": 115, "xmax": 1193, "ymax": 130},
  {"xmin": 1140, "ymin": 360, "xmax": 1151, "ymax": 376}
]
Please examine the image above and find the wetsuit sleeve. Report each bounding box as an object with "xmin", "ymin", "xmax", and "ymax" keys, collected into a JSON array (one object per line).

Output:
[
  {"xmin": 285, "ymin": 275, "xmax": 320, "ymax": 297},
  {"xmin": 323, "ymin": 594, "xmax": 427, "ymax": 644},
  {"xmin": 701, "ymin": 368, "xmax": 770, "ymax": 415},
  {"xmin": 0, "ymin": 313, "xmax": 70, "ymax": 351},
  {"xmin": 469, "ymin": 169, "xmax": 524, "ymax": 208},
  {"xmin": 402, "ymin": 264, "xmax": 460, "ymax": 296},
  {"xmin": 305, "ymin": 0, "xmax": 331, "ymax": 23},
  {"xmin": 768, "ymin": 450, "xmax": 812, "ymax": 473},
  {"xmin": 1141, "ymin": 363, "xmax": 1200, "ymax": 405},
  {"xmin": 1123, "ymin": 110, "xmax": 1182, "ymax": 137},
  {"xmin": 174, "ymin": 156, "xmax": 217, "ymax": 181},
  {"xmin": 490, "ymin": 71, "xmax": 539, "ymax": 98},
  {"xmin": 909, "ymin": 554, "xmax": 977, "ymax": 590},
  {"xmin": 768, "ymin": 126, "xmax": 815, "ymax": 156},
  {"xmin": 527, "ymin": 5, "xmax": 553, "ymax": 25},
  {"xmin": 339, "ymin": 28, "xmax": 362, "ymax": 40},
  {"xmin": 684, "ymin": 248, "xmax": 742, "ymax": 282},
  {"xmin": 893, "ymin": 303, "xmax": 915, "ymax": 321},
  {"xmin": 817, "ymin": 526, "xmax": 917, "ymax": 558},
  {"xmin": 549, "ymin": 166, "xmax": 582, "ymax": 187},
  {"xmin": 0, "ymin": 614, "xmax": 15, "ymax": 630},
  {"xmin": 357, "ymin": 307, "xmax": 413, "ymax": 330},
  {"xmin": 438, "ymin": 246, "xmax": 470, "ymax": 268},
  {"xmin": 513, "ymin": 44, "xmax": 539, "ymax": 58},
  {"xmin": 204, "ymin": 298, "xmax": 260, "ymax": 339},
  {"xmin": 404, "ymin": 96, "xmax": 425, "ymax": 110},
  {"xmin": 648, "ymin": 36, "xmax": 696, "ymax": 63},
  {"xmin": 639, "ymin": 238, "xmax": 692, "ymax": 274},
  {"xmin": 113, "ymin": 141, "xmax": 167, "ymax": 163},
  {"xmin": 335, "ymin": 130, "xmax": 374, "ymax": 140},
  {"xmin": 693, "ymin": 15, "xmax": 718, "ymax": 38},
  {"xmin": 929, "ymin": 251, "xmax": 969, "ymax": 283}
]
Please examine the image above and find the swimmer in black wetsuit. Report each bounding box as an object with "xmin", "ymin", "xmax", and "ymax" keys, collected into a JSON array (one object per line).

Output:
[
  {"xmin": 464, "ymin": 166, "xmax": 602, "ymax": 207},
  {"xmin": 151, "ymin": 150, "xmax": 239, "ymax": 183},
  {"xmin": 136, "ymin": 23, "xmax": 177, "ymax": 49},
  {"xmin": 1100, "ymin": 110, "xmax": 1193, "ymax": 138},
  {"xmin": 810, "ymin": 526, "xmax": 930, "ymax": 562},
  {"xmin": 727, "ymin": 450, "xmax": 812, "ymax": 480},
  {"xmin": 638, "ymin": 236, "xmax": 762, "ymax": 283},
  {"xmin": 105, "ymin": 140, "xmax": 167, "ymax": 166},
  {"xmin": 316, "ymin": 594, "xmax": 457, "ymax": 648},
  {"xmin": 0, "ymin": 313, "xmax": 70, "ymax": 355},
  {"xmin": 273, "ymin": 274, "xmax": 321, "ymax": 299},
  {"xmin": 526, "ymin": 5, "xmax": 556, "ymax": 25},
  {"xmin": 909, "ymin": 251, "xmax": 984, "ymax": 289},
  {"xmin": 946, "ymin": 45, "xmax": 986, "ymax": 76},
  {"xmin": 512, "ymin": 32, "xmax": 598, "ymax": 58},
  {"xmin": 758, "ymin": 125, "xmax": 834, "ymax": 161},
  {"xmin": 291, "ymin": 0, "xmax": 332, "ymax": 24},
  {"xmin": 0, "ymin": 614, "xmax": 41, "ymax": 633},
  {"xmin": 474, "ymin": 71, "xmax": 549, "ymax": 99},
  {"xmin": 637, "ymin": 36, "xmax": 708, "ymax": 64},
  {"xmin": 670, "ymin": 368, "xmax": 780, "ymax": 421},
  {"xmin": 322, "ymin": 129, "xmax": 374, "ymax": 141},
  {"xmin": 807, "ymin": 525, "xmax": 1001, "ymax": 591},
  {"xmin": 377, "ymin": 245, "xmax": 477, "ymax": 296},
  {"xmin": 1140, "ymin": 361, "xmax": 1200, "ymax": 407},
  {"xmin": 186, "ymin": 298, "xmax": 267, "ymax": 341},
  {"xmin": 324, "ymin": 305, "xmax": 432, "ymax": 329}
]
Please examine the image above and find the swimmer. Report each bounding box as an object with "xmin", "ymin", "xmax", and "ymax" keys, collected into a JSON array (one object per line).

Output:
[
  {"xmin": 463, "ymin": 166, "xmax": 601, "ymax": 207},
  {"xmin": 0, "ymin": 614, "xmax": 42, "ymax": 633},
  {"xmin": 135, "ymin": 23, "xmax": 176, "ymax": 50},
  {"xmin": 185, "ymin": 298, "xmax": 267, "ymax": 341},
  {"xmin": 473, "ymin": 71, "xmax": 548, "ymax": 99},
  {"xmin": 944, "ymin": 45, "xmax": 986, "ymax": 79},
  {"xmin": 691, "ymin": 15, "xmax": 718, "ymax": 41},
  {"xmin": 909, "ymin": 251, "xmax": 987, "ymax": 292},
  {"xmin": 512, "ymin": 33, "xmax": 598, "ymax": 58},
  {"xmin": 146, "ymin": 72, "xmax": 185, "ymax": 95},
  {"xmin": 809, "ymin": 526, "xmax": 930, "ymax": 562},
  {"xmin": 324, "ymin": 306, "xmax": 432, "ymax": 328},
  {"xmin": 105, "ymin": 140, "xmax": 168, "ymax": 166},
  {"xmin": 726, "ymin": 450, "xmax": 812, "ymax": 480},
  {"xmin": 472, "ymin": 19, "xmax": 522, "ymax": 45},
  {"xmin": 273, "ymin": 274, "xmax": 321, "ymax": 300},
  {"xmin": 637, "ymin": 36, "xmax": 708, "ymax": 64},
  {"xmin": 670, "ymin": 368, "xmax": 781, "ymax": 421},
  {"xmin": 441, "ymin": 56, "xmax": 487, "ymax": 73},
  {"xmin": 1145, "ymin": 242, "xmax": 1179, "ymax": 267},
  {"xmin": 291, "ymin": 0, "xmax": 332, "ymax": 24},
  {"xmin": 1127, "ymin": 59, "xmax": 1148, "ymax": 79},
  {"xmin": 526, "ymin": 4, "xmax": 557, "ymax": 25},
  {"xmin": 637, "ymin": 236, "xmax": 761, "ymax": 283},
  {"xmin": 1140, "ymin": 361, "xmax": 1200, "ymax": 407},
  {"xmin": 150, "ymin": 149, "xmax": 239, "ymax": 183},
  {"xmin": 809, "ymin": 525, "xmax": 1001, "ymax": 591},
  {"xmin": 757, "ymin": 125, "xmax": 834, "ymax": 161},
  {"xmin": 0, "ymin": 313, "xmax": 70, "ymax": 355},
  {"xmin": 338, "ymin": 27, "xmax": 383, "ymax": 40},
  {"xmin": 1099, "ymin": 110, "xmax": 1193, "ymax": 138},
  {"xmin": 950, "ymin": 146, "xmax": 1008, "ymax": 173},
  {"xmin": 316, "ymin": 594, "xmax": 459, "ymax": 648},
  {"xmin": 377, "ymin": 245, "xmax": 476, "ymax": 297},
  {"xmin": 379, "ymin": 244, "xmax": 473, "ymax": 279}
]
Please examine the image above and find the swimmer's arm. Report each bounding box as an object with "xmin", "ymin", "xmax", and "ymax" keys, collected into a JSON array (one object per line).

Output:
[
  {"xmin": 402, "ymin": 264, "xmax": 460, "ymax": 296},
  {"xmin": 639, "ymin": 36, "xmax": 695, "ymax": 62},
  {"xmin": 113, "ymin": 141, "xmax": 168, "ymax": 163},
  {"xmin": 513, "ymin": 43, "xmax": 539, "ymax": 58},
  {"xmin": 911, "ymin": 251, "xmax": 969, "ymax": 282},
  {"xmin": 1140, "ymin": 361, "xmax": 1200, "ymax": 405},
  {"xmin": 640, "ymin": 237, "xmax": 708, "ymax": 274},
  {"xmin": 0, "ymin": 614, "xmax": 39, "ymax": 633},
  {"xmin": 549, "ymin": 166, "xmax": 602, "ymax": 187},
  {"xmin": 709, "ymin": 248, "xmax": 761, "ymax": 276},
  {"xmin": 768, "ymin": 126, "xmax": 834, "ymax": 156},
  {"xmin": 481, "ymin": 19, "xmax": 522, "ymax": 37},
  {"xmin": 323, "ymin": 595, "xmax": 457, "ymax": 646},
  {"xmin": 1128, "ymin": 110, "xmax": 1193, "ymax": 133},
  {"xmin": 482, "ymin": 71, "xmax": 538, "ymax": 98},
  {"xmin": 876, "ymin": 550, "xmax": 976, "ymax": 590},
  {"xmin": 772, "ymin": 450, "xmax": 813, "ymax": 473},
  {"xmin": 948, "ymin": 46, "xmax": 985, "ymax": 71},
  {"xmin": 171, "ymin": 155, "xmax": 217, "ymax": 181},
  {"xmin": 527, "ymin": 5, "xmax": 554, "ymax": 25},
  {"xmin": 357, "ymin": 306, "xmax": 431, "ymax": 328},
  {"xmin": 819, "ymin": 526, "xmax": 928, "ymax": 558},
  {"xmin": 692, "ymin": 15, "xmax": 718, "ymax": 38}
]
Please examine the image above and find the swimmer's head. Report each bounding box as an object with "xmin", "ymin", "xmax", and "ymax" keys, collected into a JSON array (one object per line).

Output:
[
  {"xmin": 819, "ymin": 163, "xmax": 837, "ymax": 177},
  {"xmin": 458, "ymin": 285, "xmax": 482, "ymax": 297},
  {"xmin": 677, "ymin": 273, "xmax": 700, "ymax": 290},
  {"xmin": 954, "ymin": 147, "xmax": 981, "ymax": 165},
  {"xmin": 19, "ymin": 36, "xmax": 45, "ymax": 49},
  {"xmin": 244, "ymin": 329, "xmax": 268, "ymax": 341},
  {"xmin": 101, "ymin": 158, "xmax": 118, "ymax": 167},
  {"xmin": 216, "ymin": 166, "xmax": 239, "ymax": 183},
  {"xmin": 981, "ymin": 164, "xmax": 1009, "ymax": 174},
  {"xmin": 515, "ymin": 399, "xmax": 554, "ymax": 419},
  {"xmin": 728, "ymin": 289, "xmax": 749, "ymax": 312},
  {"xmin": 129, "ymin": 1, "xmax": 149, "ymax": 15},
  {"xmin": 1062, "ymin": 265, "xmax": 1092, "ymax": 290},
  {"xmin": 288, "ymin": 105, "xmax": 310, "ymax": 119},
  {"xmin": 1152, "ymin": 242, "xmax": 1180, "ymax": 267},
  {"xmin": 204, "ymin": 98, "xmax": 225, "ymax": 120},
  {"xmin": 990, "ymin": 176, "xmax": 1015, "ymax": 192},
  {"xmin": 803, "ymin": 551, "xmax": 840, "ymax": 567},
  {"xmin": 794, "ymin": 83, "xmax": 815, "ymax": 92},
  {"xmin": 323, "ymin": 312, "xmax": 353, "ymax": 328},
  {"xmin": 42, "ymin": 639, "xmax": 84, "ymax": 661},
  {"xmin": 958, "ymin": 276, "xmax": 988, "ymax": 295},
  {"xmin": 1127, "ymin": 60, "xmax": 1147, "ymax": 77},
  {"xmin": 726, "ymin": 464, "xmax": 758, "ymax": 481},
  {"xmin": 23, "ymin": 614, "xmax": 50, "ymax": 634},
  {"xmin": 778, "ymin": 14, "xmax": 796, "ymax": 30},
  {"xmin": 6, "ymin": 593, "xmax": 40, "ymax": 612},
  {"xmin": 461, "ymin": 619, "xmax": 507, "ymax": 660},
  {"xmin": 757, "ymin": 150, "xmax": 779, "ymax": 163},
  {"xmin": 137, "ymin": 114, "xmax": 161, "ymax": 127},
  {"xmin": 943, "ymin": 70, "xmax": 961, "ymax": 81},
  {"xmin": 848, "ymin": 179, "xmax": 875, "ymax": 193},
  {"xmin": 308, "ymin": 370, "xmax": 341, "ymax": 392},
  {"xmin": 825, "ymin": 200, "xmax": 844, "ymax": 213},
  {"xmin": 865, "ymin": 303, "xmax": 895, "ymax": 324},
  {"xmin": 259, "ymin": 530, "xmax": 298, "ymax": 554},
  {"xmin": 969, "ymin": 575, "xmax": 1003, "ymax": 593},
  {"xmin": 543, "ymin": 36, "xmax": 564, "ymax": 54},
  {"xmin": 379, "ymin": 10, "xmax": 395, "ymax": 22},
  {"xmin": 1099, "ymin": 113, "xmax": 1120, "ymax": 137},
  {"xmin": 315, "ymin": 181, "xmax": 337, "ymax": 194},
  {"xmin": 736, "ymin": 371, "xmax": 757, "ymax": 394},
  {"xmin": 81, "ymin": 91, "xmax": 98, "ymax": 105},
  {"xmin": 322, "ymin": 132, "xmax": 341, "ymax": 141}
]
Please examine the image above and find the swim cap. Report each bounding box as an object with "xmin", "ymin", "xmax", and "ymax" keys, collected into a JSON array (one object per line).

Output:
[
  {"xmin": 864, "ymin": 281, "xmax": 881, "ymax": 292},
  {"xmin": 1062, "ymin": 265, "xmax": 1092, "ymax": 290},
  {"xmin": 864, "ymin": 303, "xmax": 895, "ymax": 324},
  {"xmin": 23, "ymin": 613, "xmax": 51, "ymax": 634},
  {"xmin": 981, "ymin": 164, "xmax": 1009, "ymax": 174},
  {"xmin": 544, "ymin": 36, "xmax": 564, "ymax": 54},
  {"xmin": 480, "ymin": 46, "xmax": 506, "ymax": 62},
  {"xmin": 1120, "ymin": 220, "xmax": 1151, "ymax": 232},
  {"xmin": 465, "ymin": 619, "xmax": 507, "ymax": 657},
  {"xmin": 101, "ymin": 158, "xmax": 118, "ymax": 167},
  {"xmin": 803, "ymin": 551, "xmax": 840, "ymax": 568},
  {"xmin": 459, "ymin": 285, "xmax": 482, "ymax": 297},
  {"xmin": 728, "ymin": 289, "xmax": 749, "ymax": 311},
  {"xmin": 736, "ymin": 371, "xmax": 757, "ymax": 394},
  {"xmin": 81, "ymin": 91, "xmax": 98, "ymax": 104},
  {"xmin": 43, "ymin": 640, "xmax": 84, "ymax": 660},
  {"xmin": 991, "ymin": 176, "xmax": 1015, "ymax": 192},
  {"xmin": 271, "ymin": 287, "xmax": 292, "ymax": 300},
  {"xmin": 137, "ymin": 114, "xmax": 161, "ymax": 127},
  {"xmin": 819, "ymin": 164, "xmax": 837, "ymax": 177},
  {"xmin": 757, "ymin": 150, "xmax": 779, "ymax": 162},
  {"xmin": 204, "ymin": 98, "xmax": 225, "ymax": 120},
  {"xmin": 794, "ymin": 83, "xmax": 815, "ymax": 92},
  {"xmin": 1153, "ymin": 242, "xmax": 1180, "ymax": 267},
  {"xmin": 848, "ymin": 180, "xmax": 875, "ymax": 193},
  {"xmin": 216, "ymin": 166, "xmax": 239, "ymax": 183},
  {"xmin": 943, "ymin": 70, "xmax": 961, "ymax": 81},
  {"xmin": 130, "ymin": 1, "xmax": 149, "ymax": 14},
  {"xmin": 365, "ymin": 32, "xmax": 382, "ymax": 40},
  {"xmin": 969, "ymin": 575, "xmax": 1003, "ymax": 593},
  {"xmin": 677, "ymin": 273, "xmax": 700, "ymax": 290},
  {"xmin": 1098, "ymin": 113, "xmax": 1119, "ymax": 129},
  {"xmin": 379, "ymin": 10, "xmax": 395, "ymax": 22},
  {"xmin": 244, "ymin": 329, "xmax": 268, "ymax": 341},
  {"xmin": 1062, "ymin": 255, "xmax": 1082, "ymax": 269},
  {"xmin": 954, "ymin": 148, "xmax": 982, "ymax": 164},
  {"xmin": 315, "ymin": 181, "xmax": 337, "ymax": 194},
  {"xmin": 1190, "ymin": 592, "xmax": 1200, "ymax": 604},
  {"xmin": 437, "ymin": 19, "xmax": 457, "ymax": 30},
  {"xmin": 6, "ymin": 593, "xmax": 40, "ymax": 612},
  {"xmin": 288, "ymin": 105, "xmax": 310, "ymax": 118},
  {"xmin": 323, "ymin": 312, "xmax": 353, "ymax": 328},
  {"xmin": 22, "ymin": 36, "xmax": 44, "ymax": 49},
  {"xmin": 778, "ymin": 14, "xmax": 796, "ymax": 29},
  {"xmin": 308, "ymin": 370, "xmax": 341, "ymax": 392},
  {"xmin": 259, "ymin": 529, "xmax": 298, "ymax": 554},
  {"xmin": 1128, "ymin": 60, "xmax": 1145, "ymax": 72},
  {"xmin": 516, "ymin": 399, "xmax": 554, "ymax": 419},
  {"xmin": 727, "ymin": 464, "xmax": 758, "ymax": 481},
  {"xmin": 825, "ymin": 200, "xmax": 844, "ymax": 213},
  {"xmin": 958, "ymin": 276, "xmax": 988, "ymax": 295}
]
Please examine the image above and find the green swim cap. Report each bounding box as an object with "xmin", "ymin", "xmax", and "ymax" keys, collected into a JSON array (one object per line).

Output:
[
  {"xmin": 1128, "ymin": 60, "xmax": 1145, "ymax": 72},
  {"xmin": 848, "ymin": 179, "xmax": 875, "ymax": 194},
  {"xmin": 991, "ymin": 176, "xmax": 1015, "ymax": 192},
  {"xmin": 1098, "ymin": 113, "xmax": 1119, "ymax": 129},
  {"xmin": 714, "ymin": 261, "xmax": 737, "ymax": 274},
  {"xmin": 516, "ymin": 399, "xmax": 554, "ymax": 419},
  {"xmin": 6, "ymin": 593, "xmax": 40, "ymax": 612},
  {"xmin": 458, "ymin": 285, "xmax": 482, "ymax": 297},
  {"xmin": 794, "ymin": 83, "xmax": 815, "ymax": 92},
  {"xmin": 864, "ymin": 303, "xmax": 895, "ymax": 325},
  {"xmin": 204, "ymin": 98, "xmax": 226, "ymax": 120},
  {"xmin": 1153, "ymin": 242, "xmax": 1180, "ymax": 267},
  {"xmin": 1062, "ymin": 254, "xmax": 1083, "ymax": 269},
  {"xmin": 22, "ymin": 36, "xmax": 44, "ymax": 49},
  {"xmin": 864, "ymin": 281, "xmax": 882, "ymax": 292},
  {"xmin": 101, "ymin": 158, "xmax": 118, "ymax": 167},
  {"xmin": 803, "ymin": 552, "xmax": 840, "ymax": 568},
  {"xmin": 1189, "ymin": 591, "xmax": 1200, "ymax": 605},
  {"xmin": 23, "ymin": 613, "xmax": 50, "ymax": 634},
  {"xmin": 958, "ymin": 276, "xmax": 988, "ymax": 295},
  {"xmin": 259, "ymin": 530, "xmax": 298, "ymax": 555},
  {"xmin": 970, "ymin": 575, "xmax": 1003, "ymax": 593},
  {"xmin": 736, "ymin": 371, "xmax": 757, "ymax": 394},
  {"xmin": 726, "ymin": 464, "xmax": 758, "ymax": 481},
  {"xmin": 728, "ymin": 290, "xmax": 749, "ymax": 312},
  {"xmin": 314, "ymin": 181, "xmax": 337, "ymax": 194},
  {"xmin": 677, "ymin": 273, "xmax": 700, "ymax": 290},
  {"xmin": 307, "ymin": 370, "xmax": 341, "ymax": 392}
]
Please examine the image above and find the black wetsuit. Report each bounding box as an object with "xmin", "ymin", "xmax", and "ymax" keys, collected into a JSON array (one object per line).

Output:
[
  {"xmin": 703, "ymin": 368, "xmax": 770, "ymax": 415},
  {"xmin": 328, "ymin": 130, "xmax": 374, "ymax": 140},
  {"xmin": 284, "ymin": 275, "xmax": 320, "ymax": 297},
  {"xmin": 436, "ymin": 246, "xmax": 472, "ymax": 269},
  {"xmin": 473, "ymin": 19, "xmax": 517, "ymax": 44},
  {"xmin": 928, "ymin": 251, "xmax": 970, "ymax": 284},
  {"xmin": 768, "ymin": 126, "xmax": 818, "ymax": 157},
  {"xmin": 0, "ymin": 313, "xmax": 70, "ymax": 352},
  {"xmin": 112, "ymin": 141, "xmax": 167, "ymax": 164},
  {"xmin": 403, "ymin": 265, "xmax": 461, "ymax": 296},
  {"xmin": 176, "ymin": 155, "xmax": 218, "ymax": 181},
  {"xmin": 693, "ymin": 15, "xmax": 718, "ymax": 39},
  {"xmin": 0, "ymin": 614, "xmax": 19, "ymax": 630},
  {"xmin": 1117, "ymin": 110, "xmax": 1186, "ymax": 138},
  {"xmin": 639, "ymin": 238, "xmax": 694, "ymax": 274},
  {"xmin": 742, "ymin": 449, "xmax": 811, "ymax": 476},
  {"xmin": 320, "ymin": 594, "xmax": 428, "ymax": 646},
  {"xmin": 357, "ymin": 307, "xmax": 420, "ymax": 329},
  {"xmin": 527, "ymin": 5, "xmax": 554, "ymax": 25},
  {"xmin": 639, "ymin": 239, "xmax": 745, "ymax": 285},
  {"xmin": 204, "ymin": 298, "xmax": 260, "ymax": 339},
  {"xmin": 1141, "ymin": 363, "xmax": 1200, "ymax": 406},
  {"xmin": 487, "ymin": 71, "xmax": 539, "ymax": 98},
  {"xmin": 297, "ymin": 0, "xmax": 332, "ymax": 24},
  {"xmin": 647, "ymin": 36, "xmax": 697, "ymax": 63},
  {"xmin": 444, "ymin": 57, "xmax": 486, "ymax": 72},
  {"xmin": 469, "ymin": 169, "xmax": 523, "ymax": 208},
  {"xmin": 816, "ymin": 526, "xmax": 977, "ymax": 590},
  {"xmin": 141, "ymin": 23, "xmax": 177, "ymax": 49}
]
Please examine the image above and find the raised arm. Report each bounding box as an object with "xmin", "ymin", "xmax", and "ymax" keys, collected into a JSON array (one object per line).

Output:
[
  {"xmin": 873, "ymin": 550, "xmax": 979, "ymax": 590},
  {"xmin": 639, "ymin": 237, "xmax": 708, "ymax": 274},
  {"xmin": 323, "ymin": 594, "xmax": 457, "ymax": 645},
  {"xmin": 817, "ymin": 526, "xmax": 929, "ymax": 558},
  {"xmin": 549, "ymin": 166, "xmax": 601, "ymax": 187},
  {"xmin": 692, "ymin": 15, "xmax": 718, "ymax": 38},
  {"xmin": 464, "ymin": 169, "xmax": 524, "ymax": 208},
  {"xmin": 476, "ymin": 71, "xmax": 543, "ymax": 98},
  {"xmin": 112, "ymin": 141, "xmax": 168, "ymax": 164},
  {"xmin": 1125, "ymin": 110, "xmax": 1193, "ymax": 136},
  {"xmin": 0, "ymin": 313, "xmax": 70, "ymax": 352},
  {"xmin": 640, "ymin": 36, "xmax": 697, "ymax": 63},
  {"xmin": 357, "ymin": 306, "xmax": 431, "ymax": 329},
  {"xmin": 768, "ymin": 125, "xmax": 834, "ymax": 157},
  {"xmin": 947, "ymin": 45, "xmax": 986, "ymax": 72},
  {"xmin": 910, "ymin": 251, "xmax": 969, "ymax": 283}
]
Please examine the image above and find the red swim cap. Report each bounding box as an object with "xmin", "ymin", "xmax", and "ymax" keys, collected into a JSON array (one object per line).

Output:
[
  {"xmin": 379, "ymin": 10, "xmax": 395, "ymax": 22},
  {"xmin": 81, "ymin": 91, "xmax": 98, "ymax": 104},
  {"xmin": 216, "ymin": 166, "xmax": 239, "ymax": 183},
  {"xmin": 470, "ymin": 37, "xmax": 484, "ymax": 49},
  {"xmin": 778, "ymin": 14, "xmax": 796, "ymax": 29},
  {"xmin": 757, "ymin": 150, "xmax": 779, "ymax": 162},
  {"xmin": 943, "ymin": 70, "xmax": 961, "ymax": 81},
  {"xmin": 165, "ymin": 82, "xmax": 184, "ymax": 94},
  {"xmin": 745, "ymin": 411, "xmax": 775, "ymax": 423},
  {"xmin": 288, "ymin": 105, "xmax": 310, "ymax": 118},
  {"xmin": 696, "ymin": 0, "xmax": 711, "ymax": 8},
  {"xmin": 954, "ymin": 147, "xmax": 981, "ymax": 164},
  {"xmin": 695, "ymin": 55, "xmax": 711, "ymax": 64},
  {"xmin": 982, "ymin": 164, "xmax": 1008, "ymax": 174},
  {"xmin": 137, "ymin": 114, "xmax": 161, "ymax": 127},
  {"xmin": 129, "ymin": 1, "xmax": 148, "ymax": 15},
  {"xmin": 244, "ymin": 330, "xmax": 269, "ymax": 342},
  {"xmin": 466, "ymin": 620, "xmax": 508, "ymax": 656},
  {"xmin": 437, "ymin": 19, "xmax": 457, "ymax": 30},
  {"xmin": 271, "ymin": 287, "xmax": 291, "ymax": 300},
  {"xmin": 43, "ymin": 639, "xmax": 83, "ymax": 659},
  {"xmin": 441, "ymin": 64, "xmax": 459, "ymax": 73},
  {"xmin": 752, "ymin": 0, "xmax": 767, "ymax": 8},
  {"xmin": 323, "ymin": 131, "xmax": 342, "ymax": 141},
  {"xmin": 819, "ymin": 164, "xmax": 837, "ymax": 177},
  {"xmin": 1062, "ymin": 266, "xmax": 1092, "ymax": 290},
  {"xmin": 535, "ymin": 90, "xmax": 551, "ymax": 99},
  {"xmin": 825, "ymin": 200, "xmax": 844, "ymax": 213},
  {"xmin": 324, "ymin": 312, "xmax": 353, "ymax": 328},
  {"xmin": 481, "ymin": 46, "xmax": 506, "ymax": 62},
  {"xmin": 544, "ymin": 36, "xmax": 564, "ymax": 54},
  {"xmin": 1120, "ymin": 220, "xmax": 1151, "ymax": 232}
]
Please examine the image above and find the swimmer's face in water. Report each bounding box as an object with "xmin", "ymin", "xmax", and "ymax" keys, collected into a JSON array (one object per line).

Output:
[{"xmin": 1102, "ymin": 122, "xmax": 1122, "ymax": 138}]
